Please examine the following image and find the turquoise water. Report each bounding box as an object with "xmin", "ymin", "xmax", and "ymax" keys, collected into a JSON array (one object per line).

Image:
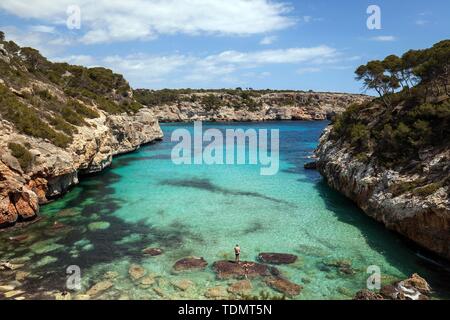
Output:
[{"xmin": 1, "ymin": 121, "xmax": 449, "ymax": 300}]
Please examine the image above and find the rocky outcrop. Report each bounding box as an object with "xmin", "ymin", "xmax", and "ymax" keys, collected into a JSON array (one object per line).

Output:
[
  {"xmin": 173, "ymin": 257, "xmax": 208, "ymax": 272},
  {"xmin": 257, "ymin": 252, "xmax": 298, "ymax": 265},
  {"xmin": 0, "ymin": 109, "xmax": 163, "ymax": 227},
  {"xmin": 354, "ymin": 273, "xmax": 432, "ymax": 300},
  {"xmin": 212, "ymin": 260, "xmax": 279, "ymax": 279},
  {"xmin": 145, "ymin": 92, "xmax": 370, "ymax": 122},
  {"xmin": 316, "ymin": 127, "xmax": 450, "ymax": 260}
]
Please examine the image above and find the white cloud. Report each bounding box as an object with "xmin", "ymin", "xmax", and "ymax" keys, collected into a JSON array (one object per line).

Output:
[
  {"xmin": 1, "ymin": 26, "xmax": 72, "ymax": 56},
  {"xmin": 207, "ymin": 46, "xmax": 337, "ymax": 65},
  {"xmin": 260, "ymin": 36, "xmax": 277, "ymax": 45},
  {"xmin": 53, "ymin": 54, "xmax": 96, "ymax": 66},
  {"xmin": 29, "ymin": 25, "xmax": 56, "ymax": 33},
  {"xmin": 371, "ymin": 35, "xmax": 396, "ymax": 42},
  {"xmin": 0, "ymin": 0, "xmax": 295, "ymax": 44},
  {"xmin": 69, "ymin": 45, "xmax": 341, "ymax": 86}
]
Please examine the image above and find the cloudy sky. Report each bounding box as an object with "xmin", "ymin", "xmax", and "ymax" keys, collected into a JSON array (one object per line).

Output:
[{"xmin": 0, "ymin": 0, "xmax": 449, "ymax": 92}]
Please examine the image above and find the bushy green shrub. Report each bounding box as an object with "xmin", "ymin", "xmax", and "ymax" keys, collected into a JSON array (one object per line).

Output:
[
  {"xmin": 8, "ymin": 142, "xmax": 33, "ymax": 171},
  {"xmin": 0, "ymin": 84, "xmax": 71, "ymax": 148}
]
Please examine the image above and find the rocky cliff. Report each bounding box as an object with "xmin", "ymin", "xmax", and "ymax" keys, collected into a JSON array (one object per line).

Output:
[
  {"xmin": 0, "ymin": 35, "xmax": 163, "ymax": 227},
  {"xmin": 315, "ymin": 40, "xmax": 450, "ymax": 260},
  {"xmin": 134, "ymin": 89, "xmax": 370, "ymax": 122},
  {"xmin": 316, "ymin": 127, "xmax": 449, "ymax": 260}
]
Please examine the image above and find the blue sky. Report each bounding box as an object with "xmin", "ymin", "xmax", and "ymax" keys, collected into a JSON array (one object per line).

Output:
[{"xmin": 0, "ymin": 0, "xmax": 449, "ymax": 93}]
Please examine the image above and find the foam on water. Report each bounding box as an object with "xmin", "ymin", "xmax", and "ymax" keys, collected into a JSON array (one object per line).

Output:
[{"xmin": 1, "ymin": 121, "xmax": 449, "ymax": 300}]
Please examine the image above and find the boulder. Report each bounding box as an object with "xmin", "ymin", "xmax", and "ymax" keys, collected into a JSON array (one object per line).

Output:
[
  {"xmin": 86, "ymin": 280, "xmax": 113, "ymax": 297},
  {"xmin": 143, "ymin": 247, "xmax": 163, "ymax": 256},
  {"xmin": 171, "ymin": 279, "xmax": 194, "ymax": 291},
  {"xmin": 128, "ymin": 264, "xmax": 146, "ymax": 280},
  {"xmin": 264, "ymin": 276, "xmax": 302, "ymax": 297},
  {"xmin": 353, "ymin": 289, "xmax": 384, "ymax": 300},
  {"xmin": 227, "ymin": 280, "xmax": 252, "ymax": 295},
  {"xmin": 173, "ymin": 257, "xmax": 208, "ymax": 272},
  {"xmin": 205, "ymin": 286, "xmax": 228, "ymax": 299},
  {"xmin": 212, "ymin": 260, "xmax": 278, "ymax": 279},
  {"xmin": 257, "ymin": 252, "xmax": 297, "ymax": 265},
  {"xmin": 303, "ymin": 161, "xmax": 317, "ymax": 170}
]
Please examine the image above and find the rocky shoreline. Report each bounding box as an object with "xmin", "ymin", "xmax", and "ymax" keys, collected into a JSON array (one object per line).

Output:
[
  {"xmin": 141, "ymin": 91, "xmax": 370, "ymax": 122},
  {"xmin": 315, "ymin": 127, "xmax": 450, "ymax": 260},
  {"xmin": 0, "ymin": 110, "xmax": 163, "ymax": 227}
]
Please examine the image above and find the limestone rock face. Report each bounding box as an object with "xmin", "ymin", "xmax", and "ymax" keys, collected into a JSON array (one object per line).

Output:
[
  {"xmin": 0, "ymin": 109, "xmax": 163, "ymax": 226},
  {"xmin": 146, "ymin": 92, "xmax": 371, "ymax": 122},
  {"xmin": 316, "ymin": 127, "xmax": 450, "ymax": 260}
]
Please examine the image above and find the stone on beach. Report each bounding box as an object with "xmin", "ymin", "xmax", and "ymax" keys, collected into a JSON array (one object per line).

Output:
[
  {"xmin": 173, "ymin": 257, "xmax": 208, "ymax": 272},
  {"xmin": 30, "ymin": 239, "xmax": 63, "ymax": 254},
  {"xmin": 212, "ymin": 260, "xmax": 278, "ymax": 279},
  {"xmin": 257, "ymin": 252, "xmax": 298, "ymax": 265}
]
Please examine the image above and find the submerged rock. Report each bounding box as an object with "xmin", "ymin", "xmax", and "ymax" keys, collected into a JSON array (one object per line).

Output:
[
  {"xmin": 353, "ymin": 289, "xmax": 384, "ymax": 300},
  {"xmin": 173, "ymin": 257, "xmax": 208, "ymax": 272},
  {"xmin": 258, "ymin": 252, "xmax": 297, "ymax": 265},
  {"xmin": 55, "ymin": 291, "xmax": 72, "ymax": 300},
  {"xmin": 355, "ymin": 273, "xmax": 432, "ymax": 300},
  {"xmin": 103, "ymin": 271, "xmax": 119, "ymax": 280},
  {"xmin": 3, "ymin": 290, "xmax": 25, "ymax": 298},
  {"xmin": 30, "ymin": 239, "xmax": 64, "ymax": 254},
  {"xmin": 143, "ymin": 247, "xmax": 163, "ymax": 256},
  {"xmin": 15, "ymin": 271, "xmax": 30, "ymax": 281},
  {"xmin": 8, "ymin": 234, "xmax": 29, "ymax": 243},
  {"xmin": 88, "ymin": 221, "xmax": 110, "ymax": 231},
  {"xmin": 264, "ymin": 276, "xmax": 302, "ymax": 297},
  {"xmin": 35, "ymin": 255, "xmax": 57, "ymax": 268},
  {"xmin": 86, "ymin": 280, "xmax": 113, "ymax": 297},
  {"xmin": 171, "ymin": 279, "xmax": 194, "ymax": 291},
  {"xmin": 129, "ymin": 264, "xmax": 146, "ymax": 280},
  {"xmin": 205, "ymin": 286, "xmax": 228, "ymax": 299},
  {"xmin": 303, "ymin": 161, "xmax": 317, "ymax": 170},
  {"xmin": 140, "ymin": 276, "xmax": 156, "ymax": 286},
  {"xmin": 322, "ymin": 258, "xmax": 356, "ymax": 275},
  {"xmin": 227, "ymin": 280, "xmax": 253, "ymax": 295},
  {"xmin": 212, "ymin": 260, "xmax": 278, "ymax": 279}
]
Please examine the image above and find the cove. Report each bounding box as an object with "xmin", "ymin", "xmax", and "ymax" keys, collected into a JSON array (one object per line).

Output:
[{"xmin": 0, "ymin": 121, "xmax": 449, "ymax": 300}]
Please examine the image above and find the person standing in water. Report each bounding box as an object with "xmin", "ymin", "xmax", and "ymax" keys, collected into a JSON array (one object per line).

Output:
[{"xmin": 234, "ymin": 244, "xmax": 241, "ymax": 263}]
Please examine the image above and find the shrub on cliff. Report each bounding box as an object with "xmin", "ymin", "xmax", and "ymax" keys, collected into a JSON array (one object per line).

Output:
[
  {"xmin": 0, "ymin": 84, "xmax": 72, "ymax": 148},
  {"xmin": 332, "ymin": 39, "xmax": 450, "ymax": 167},
  {"xmin": 8, "ymin": 142, "xmax": 33, "ymax": 171}
]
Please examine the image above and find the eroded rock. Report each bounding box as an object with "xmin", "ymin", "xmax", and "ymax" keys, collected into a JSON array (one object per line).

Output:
[
  {"xmin": 258, "ymin": 252, "xmax": 297, "ymax": 265},
  {"xmin": 264, "ymin": 276, "xmax": 302, "ymax": 297},
  {"xmin": 173, "ymin": 257, "xmax": 208, "ymax": 272},
  {"xmin": 212, "ymin": 260, "xmax": 278, "ymax": 279}
]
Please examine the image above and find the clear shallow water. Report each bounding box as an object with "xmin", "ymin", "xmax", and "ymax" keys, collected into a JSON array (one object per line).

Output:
[{"xmin": 1, "ymin": 121, "xmax": 449, "ymax": 300}]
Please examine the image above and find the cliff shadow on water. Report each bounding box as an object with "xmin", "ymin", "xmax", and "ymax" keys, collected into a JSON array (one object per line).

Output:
[{"xmin": 312, "ymin": 179, "xmax": 450, "ymax": 297}]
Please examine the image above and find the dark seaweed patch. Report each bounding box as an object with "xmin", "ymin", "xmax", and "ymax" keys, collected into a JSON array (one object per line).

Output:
[{"xmin": 160, "ymin": 178, "xmax": 293, "ymax": 206}]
